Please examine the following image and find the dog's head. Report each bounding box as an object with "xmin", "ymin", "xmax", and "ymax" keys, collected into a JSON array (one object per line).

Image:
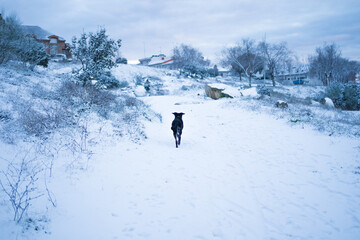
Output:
[{"xmin": 172, "ymin": 112, "xmax": 185, "ymax": 119}]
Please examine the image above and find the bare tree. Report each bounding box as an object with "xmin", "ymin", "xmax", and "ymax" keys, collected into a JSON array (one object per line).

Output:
[
  {"xmin": 258, "ymin": 41, "xmax": 292, "ymax": 86},
  {"xmin": 308, "ymin": 43, "xmax": 359, "ymax": 85},
  {"xmin": 172, "ymin": 44, "xmax": 210, "ymax": 69},
  {"xmin": 221, "ymin": 45, "xmax": 244, "ymax": 81},
  {"xmin": 222, "ymin": 39, "xmax": 264, "ymax": 87}
]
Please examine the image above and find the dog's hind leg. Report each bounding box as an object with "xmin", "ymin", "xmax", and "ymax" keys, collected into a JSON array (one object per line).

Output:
[
  {"xmin": 176, "ymin": 127, "xmax": 181, "ymax": 146},
  {"xmin": 173, "ymin": 132, "xmax": 178, "ymax": 148}
]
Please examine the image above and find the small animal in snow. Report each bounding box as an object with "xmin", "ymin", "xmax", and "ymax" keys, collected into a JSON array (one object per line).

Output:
[{"xmin": 171, "ymin": 112, "xmax": 185, "ymax": 148}]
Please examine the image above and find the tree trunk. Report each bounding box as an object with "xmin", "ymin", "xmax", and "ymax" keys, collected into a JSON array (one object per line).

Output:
[{"xmin": 271, "ymin": 73, "xmax": 276, "ymax": 87}]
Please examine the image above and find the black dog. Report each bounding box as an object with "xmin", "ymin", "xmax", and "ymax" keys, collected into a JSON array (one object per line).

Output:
[{"xmin": 171, "ymin": 112, "xmax": 184, "ymax": 148}]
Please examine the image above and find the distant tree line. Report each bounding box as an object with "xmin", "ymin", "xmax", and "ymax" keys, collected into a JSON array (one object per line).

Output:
[
  {"xmin": 170, "ymin": 39, "xmax": 294, "ymax": 86},
  {"xmin": 171, "ymin": 40, "xmax": 359, "ymax": 88},
  {"xmin": 220, "ymin": 39, "xmax": 293, "ymax": 87}
]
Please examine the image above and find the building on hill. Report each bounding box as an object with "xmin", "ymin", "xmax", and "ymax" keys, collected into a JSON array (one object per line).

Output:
[
  {"xmin": 275, "ymin": 64, "xmax": 309, "ymax": 82},
  {"xmin": 21, "ymin": 25, "xmax": 72, "ymax": 59},
  {"xmin": 139, "ymin": 56, "xmax": 152, "ymax": 65},
  {"xmin": 139, "ymin": 54, "xmax": 175, "ymax": 69}
]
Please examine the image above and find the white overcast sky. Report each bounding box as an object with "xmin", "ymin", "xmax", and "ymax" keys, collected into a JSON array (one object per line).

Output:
[{"xmin": 2, "ymin": 0, "xmax": 360, "ymax": 63}]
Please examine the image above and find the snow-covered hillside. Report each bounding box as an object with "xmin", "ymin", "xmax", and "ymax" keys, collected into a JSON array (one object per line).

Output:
[{"xmin": 0, "ymin": 62, "xmax": 359, "ymax": 240}]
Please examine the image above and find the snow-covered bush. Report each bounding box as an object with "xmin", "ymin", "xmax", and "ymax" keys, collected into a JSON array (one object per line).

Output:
[
  {"xmin": 31, "ymin": 84, "xmax": 55, "ymax": 100},
  {"xmin": 18, "ymin": 103, "xmax": 72, "ymax": 137},
  {"xmin": 313, "ymin": 91, "xmax": 327, "ymax": 104},
  {"xmin": 326, "ymin": 83, "xmax": 360, "ymax": 110},
  {"xmin": 95, "ymin": 72, "xmax": 128, "ymax": 89},
  {"xmin": 256, "ymin": 85, "xmax": 273, "ymax": 96},
  {"xmin": 135, "ymin": 75, "xmax": 144, "ymax": 86},
  {"xmin": 72, "ymin": 27, "xmax": 121, "ymax": 87},
  {"xmin": 123, "ymin": 95, "xmax": 144, "ymax": 108},
  {"xmin": 181, "ymin": 84, "xmax": 201, "ymax": 91},
  {"xmin": 118, "ymin": 80, "xmax": 129, "ymax": 89},
  {"xmin": 95, "ymin": 71, "xmax": 121, "ymax": 89},
  {"xmin": 57, "ymin": 79, "xmax": 117, "ymax": 114},
  {"xmin": 179, "ymin": 64, "xmax": 209, "ymax": 79}
]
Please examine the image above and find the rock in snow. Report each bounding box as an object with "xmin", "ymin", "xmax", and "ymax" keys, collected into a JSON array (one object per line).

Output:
[{"xmin": 324, "ymin": 97, "xmax": 335, "ymax": 108}]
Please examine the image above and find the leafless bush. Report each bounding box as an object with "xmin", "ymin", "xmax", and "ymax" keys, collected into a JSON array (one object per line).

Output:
[
  {"xmin": 67, "ymin": 118, "xmax": 90, "ymax": 154},
  {"xmin": 117, "ymin": 80, "xmax": 129, "ymax": 88},
  {"xmin": 57, "ymin": 79, "xmax": 119, "ymax": 121},
  {"xmin": 18, "ymin": 103, "xmax": 73, "ymax": 136},
  {"xmin": 135, "ymin": 75, "xmax": 144, "ymax": 85},
  {"xmin": 111, "ymin": 100, "xmax": 125, "ymax": 113},
  {"xmin": 19, "ymin": 106, "xmax": 49, "ymax": 136},
  {"xmin": 0, "ymin": 155, "xmax": 45, "ymax": 223},
  {"xmin": 122, "ymin": 112, "xmax": 146, "ymax": 142},
  {"xmin": 58, "ymin": 79, "xmax": 116, "ymax": 108},
  {"xmin": 31, "ymin": 84, "xmax": 55, "ymax": 100},
  {"xmin": 122, "ymin": 95, "xmax": 144, "ymax": 108},
  {"xmin": 124, "ymin": 95, "xmax": 139, "ymax": 107}
]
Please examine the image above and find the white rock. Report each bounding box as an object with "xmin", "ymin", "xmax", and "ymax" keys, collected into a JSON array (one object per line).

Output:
[
  {"xmin": 324, "ymin": 97, "xmax": 335, "ymax": 108},
  {"xmin": 134, "ymin": 85, "xmax": 146, "ymax": 97}
]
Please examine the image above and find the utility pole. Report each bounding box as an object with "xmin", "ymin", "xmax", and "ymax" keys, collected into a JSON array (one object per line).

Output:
[{"xmin": 263, "ymin": 33, "xmax": 266, "ymax": 85}]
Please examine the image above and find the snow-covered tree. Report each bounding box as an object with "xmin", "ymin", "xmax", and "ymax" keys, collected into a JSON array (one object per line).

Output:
[
  {"xmin": 308, "ymin": 43, "xmax": 359, "ymax": 85},
  {"xmin": 0, "ymin": 13, "xmax": 22, "ymax": 64},
  {"xmin": 172, "ymin": 44, "xmax": 210, "ymax": 69},
  {"xmin": 18, "ymin": 37, "xmax": 48, "ymax": 70},
  {"xmin": 72, "ymin": 27, "xmax": 122, "ymax": 88},
  {"xmin": 222, "ymin": 39, "xmax": 264, "ymax": 87},
  {"xmin": 258, "ymin": 41, "xmax": 292, "ymax": 86},
  {"xmin": 0, "ymin": 13, "xmax": 47, "ymax": 68}
]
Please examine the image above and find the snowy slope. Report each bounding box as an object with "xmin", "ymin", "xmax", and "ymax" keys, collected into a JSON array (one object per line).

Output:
[{"xmin": 0, "ymin": 63, "xmax": 360, "ymax": 240}]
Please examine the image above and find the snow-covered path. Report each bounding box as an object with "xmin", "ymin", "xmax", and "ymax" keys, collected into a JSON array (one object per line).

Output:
[{"xmin": 50, "ymin": 95, "xmax": 360, "ymax": 240}]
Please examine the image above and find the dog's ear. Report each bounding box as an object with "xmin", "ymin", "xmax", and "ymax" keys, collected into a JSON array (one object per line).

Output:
[
  {"xmin": 173, "ymin": 112, "xmax": 185, "ymax": 116},
  {"xmin": 173, "ymin": 112, "xmax": 185, "ymax": 117}
]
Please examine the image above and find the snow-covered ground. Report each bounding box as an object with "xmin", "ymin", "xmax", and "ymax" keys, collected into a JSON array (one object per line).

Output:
[{"xmin": 0, "ymin": 63, "xmax": 360, "ymax": 239}]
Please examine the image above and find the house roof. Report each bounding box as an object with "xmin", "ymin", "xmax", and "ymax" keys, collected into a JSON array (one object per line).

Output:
[
  {"xmin": 148, "ymin": 55, "xmax": 174, "ymax": 66},
  {"xmin": 21, "ymin": 25, "xmax": 65, "ymax": 41}
]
